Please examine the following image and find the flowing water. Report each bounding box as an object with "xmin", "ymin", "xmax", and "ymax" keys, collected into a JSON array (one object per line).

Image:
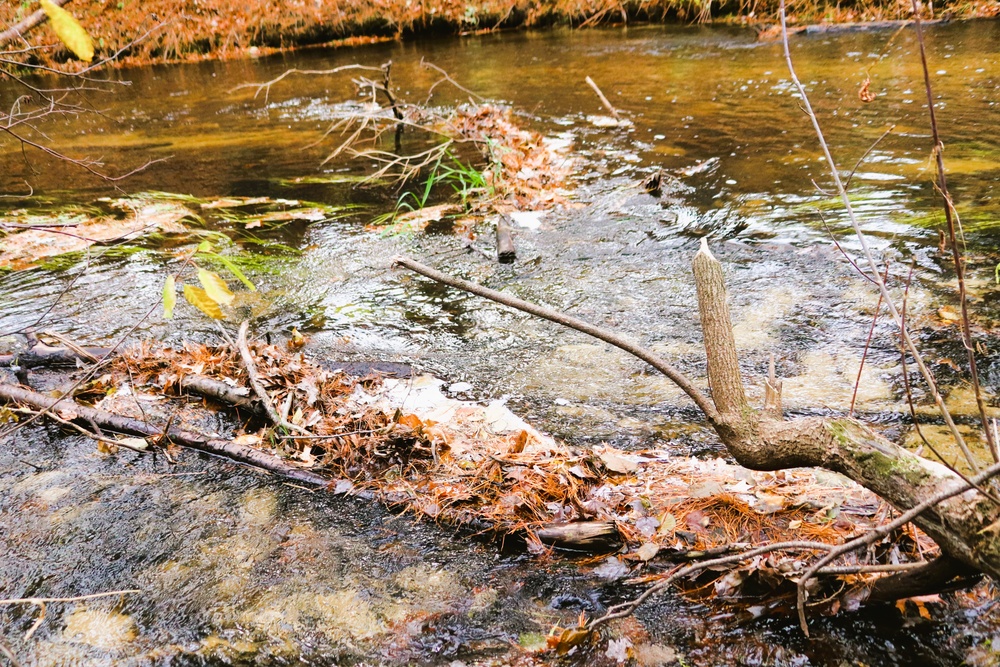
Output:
[{"xmin": 2, "ymin": 21, "xmax": 1000, "ymax": 665}]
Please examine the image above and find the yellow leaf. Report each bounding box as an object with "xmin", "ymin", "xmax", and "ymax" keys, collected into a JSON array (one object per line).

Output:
[
  {"xmin": 198, "ymin": 268, "xmax": 235, "ymax": 306},
  {"xmin": 657, "ymin": 511, "xmax": 677, "ymax": 534},
  {"xmin": 162, "ymin": 275, "xmax": 176, "ymax": 319},
  {"xmin": 40, "ymin": 0, "xmax": 94, "ymax": 62},
  {"xmin": 183, "ymin": 284, "xmax": 224, "ymax": 319},
  {"xmin": 287, "ymin": 327, "xmax": 306, "ymax": 350}
]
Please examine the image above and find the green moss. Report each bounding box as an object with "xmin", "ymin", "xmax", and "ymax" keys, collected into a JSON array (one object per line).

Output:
[{"xmin": 827, "ymin": 419, "xmax": 932, "ymax": 487}]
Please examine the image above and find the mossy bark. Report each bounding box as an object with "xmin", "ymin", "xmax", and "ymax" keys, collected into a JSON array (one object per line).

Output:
[{"xmin": 692, "ymin": 240, "xmax": 1000, "ymax": 581}]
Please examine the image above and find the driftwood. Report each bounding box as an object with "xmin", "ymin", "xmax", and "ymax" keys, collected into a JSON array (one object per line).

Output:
[
  {"xmin": 536, "ymin": 521, "xmax": 620, "ymax": 552},
  {"xmin": 0, "ymin": 382, "xmax": 330, "ymax": 487},
  {"xmin": 0, "ymin": 343, "xmax": 110, "ymax": 369},
  {"xmin": 496, "ymin": 215, "xmax": 516, "ymax": 264}
]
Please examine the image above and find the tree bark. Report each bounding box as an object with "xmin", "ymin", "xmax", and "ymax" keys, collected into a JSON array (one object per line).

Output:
[{"xmin": 691, "ymin": 240, "xmax": 1000, "ymax": 579}]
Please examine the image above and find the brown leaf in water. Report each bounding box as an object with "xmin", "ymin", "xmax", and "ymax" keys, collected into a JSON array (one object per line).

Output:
[
  {"xmin": 858, "ymin": 77, "xmax": 877, "ymax": 103},
  {"xmin": 938, "ymin": 305, "xmax": 961, "ymax": 322}
]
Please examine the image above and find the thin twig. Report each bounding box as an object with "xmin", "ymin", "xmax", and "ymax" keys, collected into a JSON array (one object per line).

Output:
[
  {"xmin": 850, "ymin": 263, "xmax": 890, "ymax": 416},
  {"xmin": 844, "ymin": 124, "xmax": 896, "ymax": 191},
  {"xmin": 236, "ymin": 321, "xmax": 312, "ymax": 437},
  {"xmin": 909, "ymin": 0, "xmax": 996, "ymax": 462},
  {"xmin": 422, "ymin": 59, "xmax": 486, "ymax": 103},
  {"xmin": 585, "ymin": 76, "xmax": 621, "ymax": 120},
  {"xmin": 231, "ymin": 65, "xmax": 384, "ymax": 103},
  {"xmin": 0, "ymin": 640, "xmax": 22, "ymax": 667},
  {"xmin": 0, "ymin": 589, "xmax": 140, "ymax": 641},
  {"xmin": 777, "ymin": 0, "xmax": 977, "ymax": 473},
  {"xmin": 586, "ymin": 541, "xmax": 833, "ymax": 631}
]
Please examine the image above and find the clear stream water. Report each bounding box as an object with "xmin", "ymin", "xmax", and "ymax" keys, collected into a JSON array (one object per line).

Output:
[{"xmin": 2, "ymin": 21, "xmax": 1000, "ymax": 666}]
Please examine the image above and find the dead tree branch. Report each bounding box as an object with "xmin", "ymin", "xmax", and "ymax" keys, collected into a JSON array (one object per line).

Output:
[{"xmin": 0, "ymin": 382, "xmax": 330, "ymax": 487}]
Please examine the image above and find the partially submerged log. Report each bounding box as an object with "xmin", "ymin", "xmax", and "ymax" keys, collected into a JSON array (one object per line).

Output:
[
  {"xmin": 0, "ymin": 382, "xmax": 330, "ymax": 487},
  {"xmin": 536, "ymin": 521, "xmax": 621, "ymax": 552}
]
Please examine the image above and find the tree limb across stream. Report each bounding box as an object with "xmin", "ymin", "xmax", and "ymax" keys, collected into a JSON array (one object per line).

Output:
[{"xmin": 0, "ymin": 382, "xmax": 330, "ymax": 487}]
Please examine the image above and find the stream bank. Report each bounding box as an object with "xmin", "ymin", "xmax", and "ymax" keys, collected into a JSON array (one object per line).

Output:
[{"xmin": 2, "ymin": 0, "xmax": 999, "ymax": 67}]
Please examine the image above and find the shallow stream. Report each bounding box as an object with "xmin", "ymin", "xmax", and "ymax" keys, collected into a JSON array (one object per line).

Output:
[{"xmin": 2, "ymin": 21, "xmax": 1000, "ymax": 665}]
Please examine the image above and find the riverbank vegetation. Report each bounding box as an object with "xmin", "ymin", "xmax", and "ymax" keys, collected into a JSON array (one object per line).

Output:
[{"xmin": 1, "ymin": 0, "xmax": 998, "ymax": 67}]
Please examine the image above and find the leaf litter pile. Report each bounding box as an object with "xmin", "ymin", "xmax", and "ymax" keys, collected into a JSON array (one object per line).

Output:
[{"xmin": 73, "ymin": 336, "xmax": 940, "ymax": 617}]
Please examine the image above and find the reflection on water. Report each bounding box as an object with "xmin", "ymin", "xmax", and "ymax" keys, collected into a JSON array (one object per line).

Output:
[{"xmin": 2, "ymin": 21, "xmax": 1000, "ymax": 666}]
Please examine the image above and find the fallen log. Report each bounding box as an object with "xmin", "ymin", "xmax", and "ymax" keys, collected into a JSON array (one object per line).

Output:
[
  {"xmin": 0, "ymin": 382, "xmax": 330, "ymax": 487},
  {"xmin": 0, "ymin": 343, "xmax": 111, "ymax": 369},
  {"xmin": 536, "ymin": 521, "xmax": 620, "ymax": 552}
]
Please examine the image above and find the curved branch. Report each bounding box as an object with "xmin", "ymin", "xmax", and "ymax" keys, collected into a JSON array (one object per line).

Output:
[{"xmin": 392, "ymin": 255, "xmax": 720, "ymax": 424}]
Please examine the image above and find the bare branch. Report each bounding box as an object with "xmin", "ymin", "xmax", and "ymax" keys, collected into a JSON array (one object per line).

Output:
[{"xmin": 392, "ymin": 255, "xmax": 720, "ymax": 423}]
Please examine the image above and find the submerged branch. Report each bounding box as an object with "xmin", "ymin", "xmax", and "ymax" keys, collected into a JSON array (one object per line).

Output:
[{"xmin": 0, "ymin": 382, "xmax": 330, "ymax": 487}]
